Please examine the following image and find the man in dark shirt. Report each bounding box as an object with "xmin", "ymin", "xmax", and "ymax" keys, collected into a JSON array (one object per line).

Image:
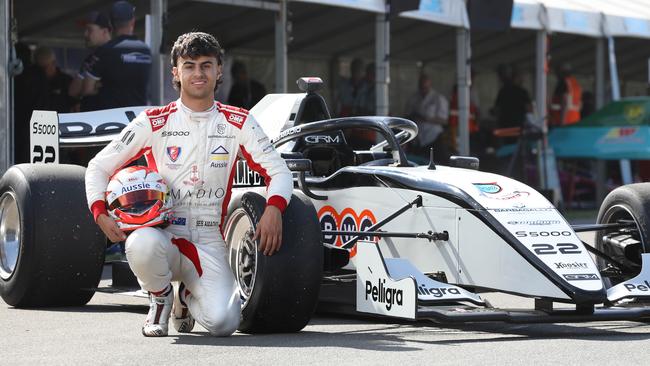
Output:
[
  {"xmin": 81, "ymin": 1, "xmax": 152, "ymax": 110},
  {"xmin": 227, "ymin": 60, "xmax": 266, "ymax": 109},
  {"xmin": 493, "ymin": 64, "xmax": 531, "ymax": 130}
]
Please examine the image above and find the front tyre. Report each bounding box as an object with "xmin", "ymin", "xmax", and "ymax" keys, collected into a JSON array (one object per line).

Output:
[
  {"xmin": 0, "ymin": 164, "xmax": 106, "ymax": 307},
  {"xmin": 224, "ymin": 191, "xmax": 322, "ymax": 333},
  {"xmin": 595, "ymin": 183, "xmax": 650, "ymax": 286}
]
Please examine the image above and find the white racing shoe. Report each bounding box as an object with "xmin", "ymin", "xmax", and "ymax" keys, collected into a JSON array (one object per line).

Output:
[
  {"xmin": 172, "ymin": 282, "xmax": 195, "ymax": 333},
  {"xmin": 142, "ymin": 285, "xmax": 173, "ymax": 337}
]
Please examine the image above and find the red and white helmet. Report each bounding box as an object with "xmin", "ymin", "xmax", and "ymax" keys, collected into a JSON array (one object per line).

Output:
[{"xmin": 105, "ymin": 166, "xmax": 172, "ymax": 231}]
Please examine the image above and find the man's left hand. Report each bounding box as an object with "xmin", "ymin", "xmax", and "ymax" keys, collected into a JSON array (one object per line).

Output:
[{"xmin": 254, "ymin": 205, "xmax": 283, "ymax": 256}]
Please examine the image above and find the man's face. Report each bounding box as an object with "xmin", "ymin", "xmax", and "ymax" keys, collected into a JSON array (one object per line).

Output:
[
  {"xmin": 84, "ymin": 24, "xmax": 109, "ymax": 48},
  {"xmin": 173, "ymin": 55, "xmax": 222, "ymax": 101},
  {"xmin": 36, "ymin": 55, "xmax": 56, "ymax": 78}
]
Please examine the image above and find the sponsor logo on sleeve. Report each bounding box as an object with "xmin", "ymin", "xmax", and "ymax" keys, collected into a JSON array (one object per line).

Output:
[
  {"xmin": 228, "ymin": 114, "xmax": 244, "ymax": 124},
  {"xmin": 151, "ymin": 117, "xmax": 166, "ymax": 127},
  {"xmin": 121, "ymin": 129, "xmax": 135, "ymax": 145},
  {"xmin": 110, "ymin": 140, "xmax": 125, "ymax": 153}
]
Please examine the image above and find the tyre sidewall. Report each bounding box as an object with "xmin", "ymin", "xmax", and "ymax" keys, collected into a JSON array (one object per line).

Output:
[
  {"xmin": 597, "ymin": 184, "xmax": 650, "ymax": 253},
  {"xmin": 225, "ymin": 190, "xmax": 323, "ymax": 333},
  {"xmin": 0, "ymin": 167, "xmax": 34, "ymax": 306}
]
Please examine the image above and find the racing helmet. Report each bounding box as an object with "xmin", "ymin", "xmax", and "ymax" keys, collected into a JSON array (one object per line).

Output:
[{"xmin": 105, "ymin": 166, "xmax": 172, "ymax": 231}]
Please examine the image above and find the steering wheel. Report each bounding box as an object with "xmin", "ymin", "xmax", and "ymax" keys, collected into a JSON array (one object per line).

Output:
[{"xmin": 271, "ymin": 117, "xmax": 418, "ymax": 167}]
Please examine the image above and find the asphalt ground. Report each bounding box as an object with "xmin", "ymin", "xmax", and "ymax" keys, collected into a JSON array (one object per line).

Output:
[{"xmin": 3, "ymin": 219, "xmax": 650, "ymax": 365}]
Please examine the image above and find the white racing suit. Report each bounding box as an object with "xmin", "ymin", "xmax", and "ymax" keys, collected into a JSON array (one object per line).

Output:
[{"xmin": 85, "ymin": 99, "xmax": 293, "ymax": 335}]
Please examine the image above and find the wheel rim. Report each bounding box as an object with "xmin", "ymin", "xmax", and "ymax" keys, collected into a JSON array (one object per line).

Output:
[
  {"xmin": 225, "ymin": 209, "xmax": 258, "ymax": 309},
  {"xmin": 0, "ymin": 192, "xmax": 20, "ymax": 280},
  {"xmin": 597, "ymin": 204, "xmax": 643, "ymax": 284}
]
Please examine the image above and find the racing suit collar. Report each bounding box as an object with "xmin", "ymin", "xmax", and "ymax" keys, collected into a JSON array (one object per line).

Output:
[{"xmin": 177, "ymin": 98, "xmax": 217, "ymax": 123}]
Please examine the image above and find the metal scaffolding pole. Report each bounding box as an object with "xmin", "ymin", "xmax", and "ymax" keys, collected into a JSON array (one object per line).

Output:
[
  {"xmin": 148, "ymin": 0, "xmax": 166, "ymax": 106},
  {"xmin": 595, "ymin": 37, "xmax": 607, "ymax": 202},
  {"xmin": 535, "ymin": 30, "xmax": 547, "ymax": 139},
  {"xmin": 595, "ymin": 38, "xmax": 605, "ymax": 109},
  {"xmin": 0, "ymin": 1, "xmax": 10, "ymax": 172},
  {"xmin": 375, "ymin": 10, "xmax": 389, "ymax": 116},
  {"xmin": 275, "ymin": 0, "xmax": 288, "ymax": 93},
  {"xmin": 456, "ymin": 27, "xmax": 470, "ymax": 156}
]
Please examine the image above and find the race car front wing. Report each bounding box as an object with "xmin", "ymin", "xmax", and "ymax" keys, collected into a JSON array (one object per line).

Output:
[{"xmin": 355, "ymin": 241, "xmax": 650, "ymax": 323}]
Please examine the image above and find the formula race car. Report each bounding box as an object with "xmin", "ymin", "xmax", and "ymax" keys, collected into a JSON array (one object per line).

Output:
[{"xmin": 2, "ymin": 77, "xmax": 650, "ymax": 333}]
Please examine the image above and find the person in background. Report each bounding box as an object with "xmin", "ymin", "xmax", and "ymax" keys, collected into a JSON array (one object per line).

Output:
[
  {"xmin": 549, "ymin": 62, "xmax": 582, "ymax": 126},
  {"xmin": 581, "ymin": 90, "xmax": 595, "ymax": 119},
  {"xmin": 404, "ymin": 74, "xmax": 450, "ymax": 163},
  {"xmin": 227, "ymin": 60, "xmax": 266, "ymax": 109},
  {"xmin": 68, "ymin": 11, "xmax": 113, "ymax": 111},
  {"xmin": 32, "ymin": 47, "xmax": 75, "ymax": 113},
  {"xmin": 448, "ymin": 70, "xmax": 480, "ymax": 155},
  {"xmin": 347, "ymin": 62, "xmax": 377, "ymax": 148},
  {"xmin": 75, "ymin": 1, "xmax": 152, "ymax": 111},
  {"xmin": 492, "ymin": 64, "xmax": 532, "ymax": 142},
  {"xmin": 336, "ymin": 58, "xmax": 365, "ymax": 117},
  {"xmin": 357, "ymin": 62, "xmax": 376, "ymax": 116}
]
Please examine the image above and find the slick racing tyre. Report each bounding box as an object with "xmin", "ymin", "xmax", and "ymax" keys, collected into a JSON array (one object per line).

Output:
[
  {"xmin": 596, "ymin": 183, "xmax": 650, "ymax": 287},
  {"xmin": 224, "ymin": 191, "xmax": 323, "ymax": 333},
  {"xmin": 0, "ymin": 164, "xmax": 106, "ymax": 307}
]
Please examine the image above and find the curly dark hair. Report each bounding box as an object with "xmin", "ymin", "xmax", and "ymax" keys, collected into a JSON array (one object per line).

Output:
[{"xmin": 170, "ymin": 32, "xmax": 225, "ymax": 91}]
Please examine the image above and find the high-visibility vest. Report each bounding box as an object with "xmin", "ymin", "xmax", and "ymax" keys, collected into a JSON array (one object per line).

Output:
[{"xmin": 549, "ymin": 76, "xmax": 582, "ymax": 125}]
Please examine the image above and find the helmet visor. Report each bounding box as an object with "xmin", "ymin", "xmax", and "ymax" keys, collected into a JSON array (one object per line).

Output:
[{"xmin": 108, "ymin": 189, "xmax": 165, "ymax": 214}]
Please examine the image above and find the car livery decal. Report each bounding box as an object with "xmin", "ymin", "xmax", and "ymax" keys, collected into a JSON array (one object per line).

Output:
[
  {"xmin": 473, "ymin": 182, "xmax": 502, "ymax": 194},
  {"xmin": 318, "ymin": 205, "xmax": 378, "ymax": 257}
]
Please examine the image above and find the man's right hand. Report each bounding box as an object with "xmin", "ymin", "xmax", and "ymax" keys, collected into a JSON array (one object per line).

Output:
[{"xmin": 96, "ymin": 214, "xmax": 126, "ymax": 242}]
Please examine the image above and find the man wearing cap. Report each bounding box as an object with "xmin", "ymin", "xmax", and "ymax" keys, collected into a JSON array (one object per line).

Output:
[
  {"xmin": 78, "ymin": 1, "xmax": 152, "ymax": 111},
  {"xmin": 68, "ymin": 11, "xmax": 112, "ymax": 111}
]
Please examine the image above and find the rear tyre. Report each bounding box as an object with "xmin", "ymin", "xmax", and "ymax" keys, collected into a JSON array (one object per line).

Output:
[
  {"xmin": 224, "ymin": 191, "xmax": 322, "ymax": 333},
  {"xmin": 595, "ymin": 183, "xmax": 650, "ymax": 287},
  {"xmin": 0, "ymin": 164, "xmax": 106, "ymax": 307}
]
